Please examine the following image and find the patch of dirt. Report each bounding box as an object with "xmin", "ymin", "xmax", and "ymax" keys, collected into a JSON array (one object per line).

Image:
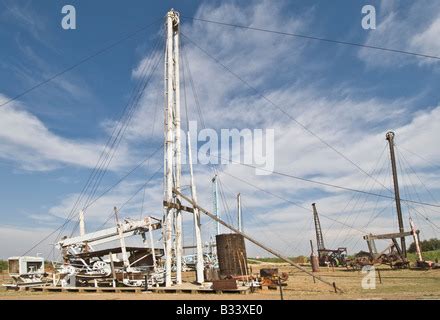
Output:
[{"xmin": 1, "ymin": 264, "xmax": 439, "ymax": 300}]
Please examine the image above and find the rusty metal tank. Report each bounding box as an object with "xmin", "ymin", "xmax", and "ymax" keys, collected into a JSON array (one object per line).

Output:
[
  {"xmin": 310, "ymin": 255, "xmax": 320, "ymax": 272},
  {"xmin": 216, "ymin": 234, "xmax": 248, "ymax": 278}
]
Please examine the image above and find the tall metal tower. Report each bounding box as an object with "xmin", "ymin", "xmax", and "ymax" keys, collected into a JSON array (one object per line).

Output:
[
  {"xmin": 312, "ymin": 203, "xmax": 325, "ymax": 252},
  {"xmin": 162, "ymin": 9, "xmax": 204, "ymax": 286},
  {"xmin": 386, "ymin": 131, "xmax": 407, "ymax": 257},
  {"xmin": 163, "ymin": 9, "xmax": 182, "ymax": 287}
]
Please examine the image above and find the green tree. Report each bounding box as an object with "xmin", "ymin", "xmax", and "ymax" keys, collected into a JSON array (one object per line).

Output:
[
  {"xmin": 0, "ymin": 260, "xmax": 7, "ymax": 273},
  {"xmin": 408, "ymin": 238, "xmax": 440, "ymax": 253}
]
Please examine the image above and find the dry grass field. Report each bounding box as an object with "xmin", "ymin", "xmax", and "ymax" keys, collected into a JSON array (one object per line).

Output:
[{"xmin": 0, "ymin": 264, "xmax": 439, "ymax": 300}]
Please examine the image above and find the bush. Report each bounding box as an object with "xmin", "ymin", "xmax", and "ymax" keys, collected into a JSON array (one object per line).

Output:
[
  {"xmin": 408, "ymin": 238, "xmax": 440, "ymax": 253},
  {"xmin": 407, "ymin": 250, "xmax": 440, "ymax": 262},
  {"xmin": 248, "ymin": 256, "xmax": 309, "ymax": 263},
  {"xmin": 0, "ymin": 260, "xmax": 7, "ymax": 272}
]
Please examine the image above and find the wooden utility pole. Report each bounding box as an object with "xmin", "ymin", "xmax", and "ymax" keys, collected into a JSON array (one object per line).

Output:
[{"xmin": 386, "ymin": 131, "xmax": 406, "ymax": 257}]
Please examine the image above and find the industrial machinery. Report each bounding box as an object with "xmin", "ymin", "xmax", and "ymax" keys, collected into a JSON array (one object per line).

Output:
[
  {"xmin": 351, "ymin": 236, "xmax": 410, "ymax": 270},
  {"xmin": 352, "ymin": 217, "xmax": 431, "ymax": 269},
  {"xmin": 354, "ymin": 132, "xmax": 419, "ymax": 269},
  {"xmin": 5, "ymin": 9, "xmax": 349, "ymax": 294},
  {"xmin": 54, "ymin": 214, "xmax": 164, "ymax": 287},
  {"xmin": 182, "ymin": 239, "xmax": 218, "ymax": 271},
  {"xmin": 259, "ymin": 268, "xmax": 288, "ymax": 288},
  {"xmin": 359, "ymin": 231, "xmax": 414, "ymax": 269},
  {"xmin": 3, "ymin": 256, "xmax": 47, "ymax": 288},
  {"xmin": 183, "ymin": 253, "xmax": 218, "ymax": 270},
  {"xmin": 312, "ymin": 203, "xmax": 348, "ymax": 267}
]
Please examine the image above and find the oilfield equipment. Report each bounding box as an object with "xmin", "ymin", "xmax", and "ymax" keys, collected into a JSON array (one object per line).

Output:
[
  {"xmin": 311, "ymin": 203, "xmax": 348, "ymax": 267},
  {"xmin": 54, "ymin": 215, "xmax": 164, "ymax": 287},
  {"xmin": 351, "ymin": 132, "xmax": 418, "ymax": 269},
  {"xmin": 4, "ymin": 9, "xmax": 342, "ymax": 294},
  {"xmin": 6, "ymin": 256, "xmax": 46, "ymax": 287},
  {"xmin": 4, "ymin": 8, "xmax": 440, "ymax": 295}
]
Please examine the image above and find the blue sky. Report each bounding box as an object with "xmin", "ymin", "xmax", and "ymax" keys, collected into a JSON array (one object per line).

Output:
[{"xmin": 0, "ymin": 0, "xmax": 439, "ymax": 258}]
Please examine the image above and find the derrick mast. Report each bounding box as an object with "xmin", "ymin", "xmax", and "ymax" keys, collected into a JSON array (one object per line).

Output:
[
  {"xmin": 163, "ymin": 9, "xmax": 182, "ymax": 286},
  {"xmin": 386, "ymin": 131, "xmax": 407, "ymax": 257},
  {"xmin": 312, "ymin": 203, "xmax": 325, "ymax": 252}
]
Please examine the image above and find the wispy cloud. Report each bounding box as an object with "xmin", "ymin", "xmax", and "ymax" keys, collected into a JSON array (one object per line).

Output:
[
  {"xmin": 358, "ymin": 1, "xmax": 440, "ymax": 67},
  {"xmin": 0, "ymin": 225, "xmax": 54, "ymax": 258},
  {"xmin": 0, "ymin": 94, "xmax": 131, "ymax": 171}
]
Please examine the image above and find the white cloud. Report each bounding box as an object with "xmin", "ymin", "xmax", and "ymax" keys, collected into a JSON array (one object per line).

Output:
[
  {"xmin": 0, "ymin": 225, "xmax": 53, "ymax": 259},
  {"xmin": 47, "ymin": 179, "xmax": 164, "ymax": 223},
  {"xmin": 1, "ymin": 0, "xmax": 48, "ymax": 47},
  {"xmin": 410, "ymin": 16, "xmax": 440, "ymax": 58},
  {"xmin": 0, "ymin": 95, "xmax": 130, "ymax": 171},
  {"xmin": 358, "ymin": 1, "xmax": 440, "ymax": 67}
]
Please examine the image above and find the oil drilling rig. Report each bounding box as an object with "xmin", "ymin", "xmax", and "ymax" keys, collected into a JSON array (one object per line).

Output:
[
  {"xmin": 5, "ymin": 9, "xmax": 348, "ymax": 294},
  {"xmin": 311, "ymin": 203, "xmax": 348, "ymax": 267},
  {"xmin": 354, "ymin": 132, "xmax": 421, "ymax": 269}
]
